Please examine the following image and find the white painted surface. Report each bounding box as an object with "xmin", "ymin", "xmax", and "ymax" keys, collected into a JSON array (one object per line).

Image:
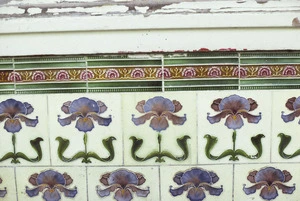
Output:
[{"xmin": 0, "ymin": 0, "xmax": 299, "ymax": 56}]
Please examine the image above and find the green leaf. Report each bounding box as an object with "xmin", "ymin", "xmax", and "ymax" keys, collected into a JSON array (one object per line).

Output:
[
  {"xmin": 87, "ymin": 136, "xmax": 116, "ymax": 162},
  {"xmin": 129, "ymin": 136, "xmax": 159, "ymax": 161},
  {"xmin": 56, "ymin": 137, "xmax": 86, "ymax": 162},
  {"xmin": 204, "ymin": 134, "xmax": 234, "ymax": 160},
  {"xmin": 278, "ymin": 133, "xmax": 300, "ymax": 159},
  {"xmin": 0, "ymin": 152, "xmax": 14, "ymax": 162},
  {"xmin": 234, "ymin": 134, "xmax": 264, "ymax": 160}
]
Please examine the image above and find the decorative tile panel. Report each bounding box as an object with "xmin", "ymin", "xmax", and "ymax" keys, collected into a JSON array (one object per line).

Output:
[{"xmin": 0, "ymin": 52, "xmax": 300, "ymax": 201}]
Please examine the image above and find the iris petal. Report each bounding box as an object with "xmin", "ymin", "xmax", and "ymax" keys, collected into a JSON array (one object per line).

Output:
[
  {"xmin": 241, "ymin": 112, "xmax": 261, "ymax": 124},
  {"xmin": 187, "ymin": 187, "xmax": 206, "ymax": 201},
  {"xmin": 202, "ymin": 184, "xmax": 223, "ymax": 196},
  {"xmin": 132, "ymin": 113, "xmax": 155, "ymax": 126},
  {"xmin": 127, "ymin": 185, "xmax": 150, "ymax": 197},
  {"xmin": 58, "ymin": 113, "xmax": 79, "ymax": 126},
  {"xmin": 37, "ymin": 170, "xmax": 66, "ymax": 186},
  {"xmin": 143, "ymin": 96, "xmax": 175, "ymax": 113},
  {"xmin": 276, "ymin": 183, "xmax": 295, "ymax": 194},
  {"xmin": 260, "ymin": 186, "xmax": 278, "ymax": 201},
  {"xmin": 243, "ymin": 182, "xmax": 265, "ymax": 195},
  {"xmin": 114, "ymin": 189, "xmax": 133, "ymax": 201},
  {"xmin": 108, "ymin": 170, "xmax": 138, "ymax": 185},
  {"xmin": 57, "ymin": 186, "xmax": 77, "ymax": 198},
  {"xmin": 165, "ymin": 112, "xmax": 186, "ymax": 125},
  {"xmin": 43, "ymin": 189, "xmax": 61, "ymax": 201},
  {"xmin": 89, "ymin": 113, "xmax": 112, "ymax": 126},
  {"xmin": 207, "ymin": 111, "xmax": 230, "ymax": 124},
  {"xmin": 181, "ymin": 169, "xmax": 212, "ymax": 185},
  {"xmin": 18, "ymin": 115, "xmax": 38, "ymax": 127},
  {"xmin": 225, "ymin": 114, "xmax": 244, "ymax": 130},
  {"xmin": 4, "ymin": 119, "xmax": 22, "ymax": 133},
  {"xmin": 26, "ymin": 186, "xmax": 42, "ymax": 197},
  {"xmin": 0, "ymin": 114, "xmax": 9, "ymax": 122},
  {"xmin": 75, "ymin": 117, "xmax": 94, "ymax": 132},
  {"xmin": 169, "ymin": 184, "xmax": 190, "ymax": 196},
  {"xmin": 149, "ymin": 116, "xmax": 169, "ymax": 132},
  {"xmin": 281, "ymin": 110, "xmax": 300, "ymax": 123},
  {"xmin": 97, "ymin": 185, "xmax": 117, "ymax": 197},
  {"xmin": 0, "ymin": 189, "xmax": 6, "ymax": 197}
]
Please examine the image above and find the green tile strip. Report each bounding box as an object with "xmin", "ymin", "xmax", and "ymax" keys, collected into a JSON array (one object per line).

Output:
[{"xmin": 0, "ymin": 52, "xmax": 299, "ymax": 94}]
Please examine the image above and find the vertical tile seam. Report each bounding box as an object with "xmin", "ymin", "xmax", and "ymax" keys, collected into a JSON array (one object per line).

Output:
[
  {"xmin": 86, "ymin": 166, "xmax": 89, "ymax": 201},
  {"xmin": 270, "ymin": 91, "xmax": 273, "ymax": 163},
  {"xmin": 161, "ymin": 56, "xmax": 165, "ymax": 93},
  {"xmin": 232, "ymin": 164, "xmax": 235, "ymax": 201},
  {"xmin": 158, "ymin": 165, "xmax": 161, "ymax": 201},
  {"xmin": 238, "ymin": 53, "xmax": 241, "ymax": 90},
  {"xmin": 12, "ymin": 58, "xmax": 16, "ymax": 94},
  {"xmin": 46, "ymin": 95, "xmax": 53, "ymax": 166},
  {"xmin": 121, "ymin": 94, "xmax": 124, "ymax": 166},
  {"xmin": 85, "ymin": 56, "xmax": 89, "ymax": 93},
  {"xmin": 196, "ymin": 92, "xmax": 199, "ymax": 164},
  {"xmin": 14, "ymin": 167, "xmax": 18, "ymax": 201}
]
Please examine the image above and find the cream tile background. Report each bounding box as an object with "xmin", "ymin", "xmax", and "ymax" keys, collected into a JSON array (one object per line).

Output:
[
  {"xmin": 0, "ymin": 167, "xmax": 16, "ymax": 201},
  {"xmin": 122, "ymin": 92, "xmax": 198, "ymax": 165},
  {"xmin": 197, "ymin": 91, "xmax": 272, "ymax": 164},
  {"xmin": 48, "ymin": 93, "xmax": 122, "ymax": 166},
  {"xmin": 0, "ymin": 95, "xmax": 50, "ymax": 166}
]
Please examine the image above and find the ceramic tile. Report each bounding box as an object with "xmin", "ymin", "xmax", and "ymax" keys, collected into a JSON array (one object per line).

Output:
[
  {"xmin": 234, "ymin": 163, "xmax": 298, "ymax": 201},
  {"xmin": 160, "ymin": 165, "xmax": 233, "ymax": 201},
  {"xmin": 16, "ymin": 166, "xmax": 86, "ymax": 201},
  {"xmin": 0, "ymin": 95, "xmax": 50, "ymax": 166},
  {"xmin": 198, "ymin": 90, "xmax": 272, "ymax": 164},
  {"xmin": 48, "ymin": 93, "xmax": 122, "ymax": 165},
  {"xmin": 122, "ymin": 92, "xmax": 197, "ymax": 165},
  {"xmin": 271, "ymin": 90, "xmax": 300, "ymax": 162},
  {"xmin": 0, "ymin": 167, "xmax": 16, "ymax": 201},
  {"xmin": 87, "ymin": 166, "xmax": 159, "ymax": 201}
]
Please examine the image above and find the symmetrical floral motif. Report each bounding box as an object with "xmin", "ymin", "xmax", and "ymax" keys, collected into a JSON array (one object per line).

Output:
[
  {"xmin": 205, "ymin": 94, "xmax": 264, "ymax": 161},
  {"xmin": 182, "ymin": 67, "xmax": 196, "ymax": 78},
  {"xmin": 170, "ymin": 168, "xmax": 223, "ymax": 201},
  {"xmin": 0, "ymin": 178, "xmax": 7, "ymax": 198},
  {"xmin": 207, "ymin": 94, "xmax": 262, "ymax": 130},
  {"xmin": 56, "ymin": 97, "xmax": 115, "ymax": 163},
  {"xmin": 8, "ymin": 72, "xmax": 22, "ymax": 82},
  {"xmin": 130, "ymin": 96, "xmax": 190, "ymax": 162},
  {"xmin": 0, "ymin": 99, "xmax": 42, "ymax": 163},
  {"xmin": 80, "ymin": 69, "xmax": 94, "ymax": 80},
  {"xmin": 56, "ymin": 70, "xmax": 70, "ymax": 81},
  {"xmin": 32, "ymin": 71, "xmax": 46, "ymax": 81},
  {"xmin": 243, "ymin": 167, "xmax": 295, "ymax": 200},
  {"xmin": 97, "ymin": 169, "xmax": 150, "ymax": 201},
  {"xmin": 258, "ymin": 66, "xmax": 272, "ymax": 77},
  {"xmin": 207, "ymin": 66, "xmax": 222, "ymax": 77},
  {"xmin": 132, "ymin": 96, "xmax": 186, "ymax": 132},
  {"xmin": 156, "ymin": 68, "xmax": 171, "ymax": 78},
  {"xmin": 0, "ymin": 99, "xmax": 38, "ymax": 133},
  {"xmin": 282, "ymin": 66, "xmax": 297, "ymax": 76},
  {"xmin": 105, "ymin": 69, "xmax": 120, "ymax": 79},
  {"xmin": 58, "ymin": 97, "xmax": 112, "ymax": 132},
  {"xmin": 131, "ymin": 68, "xmax": 145, "ymax": 78},
  {"xmin": 26, "ymin": 170, "xmax": 77, "ymax": 201}
]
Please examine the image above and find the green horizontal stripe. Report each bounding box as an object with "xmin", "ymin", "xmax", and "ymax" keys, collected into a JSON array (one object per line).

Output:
[
  {"xmin": 240, "ymin": 79, "xmax": 300, "ymax": 85},
  {"xmin": 88, "ymin": 60, "xmax": 161, "ymax": 66},
  {"xmin": 88, "ymin": 81, "xmax": 161, "ymax": 88},
  {"xmin": 164, "ymin": 79, "xmax": 238, "ymax": 86},
  {"xmin": 164, "ymin": 58, "xmax": 238, "ymax": 65},
  {"xmin": 15, "ymin": 62, "xmax": 86, "ymax": 69},
  {"xmin": 241, "ymin": 58, "xmax": 300, "ymax": 64},
  {"xmin": 15, "ymin": 82, "xmax": 87, "ymax": 90}
]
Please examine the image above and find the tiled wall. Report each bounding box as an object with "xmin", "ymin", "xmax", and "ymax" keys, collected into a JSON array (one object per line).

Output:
[{"xmin": 1, "ymin": 53, "xmax": 300, "ymax": 201}]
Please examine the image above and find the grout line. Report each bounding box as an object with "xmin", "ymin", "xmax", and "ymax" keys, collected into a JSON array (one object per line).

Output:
[
  {"xmin": 232, "ymin": 164, "xmax": 235, "ymax": 201},
  {"xmin": 161, "ymin": 56, "xmax": 165, "ymax": 93},
  {"xmin": 238, "ymin": 53, "xmax": 241, "ymax": 90},
  {"xmin": 86, "ymin": 167, "xmax": 89, "ymax": 201},
  {"xmin": 196, "ymin": 92, "xmax": 199, "ymax": 164},
  {"xmin": 85, "ymin": 56, "xmax": 89, "ymax": 93},
  {"xmin": 14, "ymin": 167, "xmax": 18, "ymax": 201},
  {"xmin": 12, "ymin": 58, "xmax": 16, "ymax": 94},
  {"xmin": 47, "ymin": 95, "xmax": 53, "ymax": 166},
  {"xmin": 158, "ymin": 166, "xmax": 161, "ymax": 201},
  {"xmin": 270, "ymin": 92, "xmax": 273, "ymax": 163}
]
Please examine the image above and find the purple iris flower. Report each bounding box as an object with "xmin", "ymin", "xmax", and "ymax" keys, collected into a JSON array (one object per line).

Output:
[
  {"xmin": 0, "ymin": 99, "xmax": 38, "ymax": 133},
  {"xmin": 97, "ymin": 169, "xmax": 150, "ymax": 201},
  {"xmin": 281, "ymin": 96, "xmax": 300, "ymax": 123},
  {"xmin": 207, "ymin": 94, "xmax": 261, "ymax": 130},
  {"xmin": 58, "ymin": 97, "xmax": 112, "ymax": 132},
  {"xmin": 170, "ymin": 168, "xmax": 223, "ymax": 201},
  {"xmin": 26, "ymin": 170, "xmax": 77, "ymax": 201},
  {"xmin": 243, "ymin": 167, "xmax": 295, "ymax": 200},
  {"xmin": 132, "ymin": 96, "xmax": 186, "ymax": 132},
  {"xmin": 0, "ymin": 178, "xmax": 7, "ymax": 198}
]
